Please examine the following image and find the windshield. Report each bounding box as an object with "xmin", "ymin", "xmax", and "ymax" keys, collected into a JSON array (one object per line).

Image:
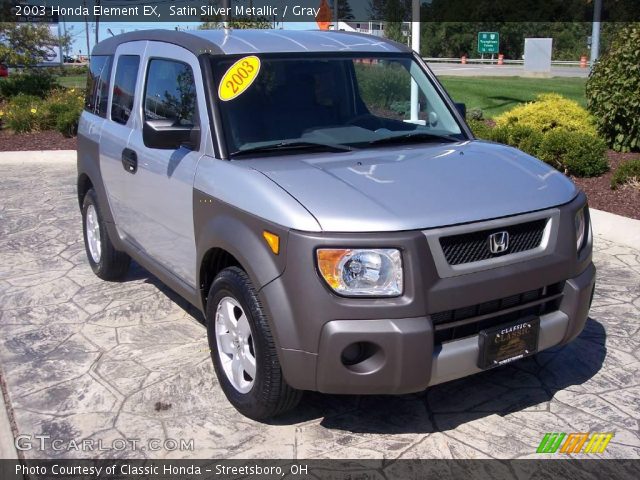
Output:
[{"xmin": 212, "ymin": 54, "xmax": 465, "ymax": 157}]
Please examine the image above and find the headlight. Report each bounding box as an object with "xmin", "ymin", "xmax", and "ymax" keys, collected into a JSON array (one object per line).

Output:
[
  {"xmin": 575, "ymin": 208, "xmax": 586, "ymax": 252},
  {"xmin": 317, "ymin": 248, "xmax": 403, "ymax": 297}
]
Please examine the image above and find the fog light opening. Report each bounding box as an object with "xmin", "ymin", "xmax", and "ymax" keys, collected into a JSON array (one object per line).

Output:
[{"xmin": 340, "ymin": 342, "xmax": 384, "ymax": 373}]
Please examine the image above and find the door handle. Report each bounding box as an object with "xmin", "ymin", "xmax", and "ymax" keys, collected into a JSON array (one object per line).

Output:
[{"xmin": 121, "ymin": 148, "xmax": 138, "ymax": 174}]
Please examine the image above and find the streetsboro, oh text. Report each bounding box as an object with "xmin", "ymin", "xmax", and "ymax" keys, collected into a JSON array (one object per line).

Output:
[{"xmin": 17, "ymin": 464, "xmax": 206, "ymax": 476}]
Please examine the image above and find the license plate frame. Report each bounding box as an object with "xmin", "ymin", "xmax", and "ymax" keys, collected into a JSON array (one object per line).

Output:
[{"xmin": 478, "ymin": 316, "xmax": 540, "ymax": 369}]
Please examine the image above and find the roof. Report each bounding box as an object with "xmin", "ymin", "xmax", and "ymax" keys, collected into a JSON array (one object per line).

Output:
[{"xmin": 92, "ymin": 29, "xmax": 411, "ymax": 56}]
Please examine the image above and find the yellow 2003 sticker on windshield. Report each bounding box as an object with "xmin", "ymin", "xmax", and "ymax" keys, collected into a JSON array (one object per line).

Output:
[{"xmin": 218, "ymin": 56, "xmax": 261, "ymax": 101}]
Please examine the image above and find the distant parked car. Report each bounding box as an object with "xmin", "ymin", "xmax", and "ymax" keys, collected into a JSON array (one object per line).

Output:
[{"xmin": 0, "ymin": 63, "xmax": 8, "ymax": 77}]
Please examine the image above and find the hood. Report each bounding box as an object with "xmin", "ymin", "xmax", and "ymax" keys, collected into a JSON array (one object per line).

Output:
[{"xmin": 241, "ymin": 140, "xmax": 578, "ymax": 232}]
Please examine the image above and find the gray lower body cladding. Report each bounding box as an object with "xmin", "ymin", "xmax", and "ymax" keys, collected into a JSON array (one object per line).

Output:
[{"xmin": 259, "ymin": 192, "xmax": 595, "ymax": 394}]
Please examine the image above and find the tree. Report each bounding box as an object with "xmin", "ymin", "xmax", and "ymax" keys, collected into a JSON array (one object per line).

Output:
[
  {"xmin": 0, "ymin": 23, "xmax": 61, "ymax": 66},
  {"xmin": 368, "ymin": 0, "xmax": 411, "ymax": 43},
  {"xmin": 586, "ymin": 23, "xmax": 640, "ymax": 152},
  {"xmin": 336, "ymin": 0, "xmax": 354, "ymax": 20},
  {"xmin": 368, "ymin": 0, "xmax": 411, "ymax": 21},
  {"xmin": 199, "ymin": 18, "xmax": 272, "ymax": 29}
]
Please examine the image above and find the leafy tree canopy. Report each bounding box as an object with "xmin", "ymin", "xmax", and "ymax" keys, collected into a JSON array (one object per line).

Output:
[
  {"xmin": 199, "ymin": 18, "xmax": 272, "ymax": 30},
  {"xmin": 0, "ymin": 23, "xmax": 68, "ymax": 67}
]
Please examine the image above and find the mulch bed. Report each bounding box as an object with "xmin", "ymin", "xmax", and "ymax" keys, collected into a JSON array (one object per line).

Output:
[
  {"xmin": 0, "ymin": 130, "xmax": 77, "ymax": 151},
  {"xmin": 572, "ymin": 151, "xmax": 640, "ymax": 220},
  {"xmin": 0, "ymin": 130, "xmax": 638, "ymax": 219}
]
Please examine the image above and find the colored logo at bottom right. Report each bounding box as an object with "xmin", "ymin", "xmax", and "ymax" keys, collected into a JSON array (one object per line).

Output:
[{"xmin": 537, "ymin": 432, "xmax": 614, "ymax": 454}]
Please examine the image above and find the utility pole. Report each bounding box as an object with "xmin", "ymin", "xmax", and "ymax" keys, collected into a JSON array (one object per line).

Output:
[
  {"xmin": 333, "ymin": 0, "xmax": 339, "ymax": 30},
  {"xmin": 590, "ymin": 0, "xmax": 602, "ymax": 68},
  {"xmin": 222, "ymin": 0, "xmax": 230, "ymax": 30},
  {"xmin": 95, "ymin": 0, "xmax": 101, "ymax": 46},
  {"xmin": 57, "ymin": 20, "xmax": 63, "ymax": 66},
  {"xmin": 83, "ymin": 0, "xmax": 90, "ymax": 60},
  {"xmin": 410, "ymin": 0, "xmax": 420, "ymax": 122}
]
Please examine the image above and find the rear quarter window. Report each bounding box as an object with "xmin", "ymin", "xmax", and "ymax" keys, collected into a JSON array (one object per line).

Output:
[{"xmin": 85, "ymin": 55, "xmax": 112, "ymax": 117}]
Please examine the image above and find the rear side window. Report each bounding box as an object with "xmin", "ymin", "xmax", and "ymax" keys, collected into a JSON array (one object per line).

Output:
[
  {"xmin": 111, "ymin": 55, "xmax": 140, "ymax": 125},
  {"xmin": 144, "ymin": 59, "xmax": 198, "ymax": 127},
  {"xmin": 85, "ymin": 55, "xmax": 112, "ymax": 117}
]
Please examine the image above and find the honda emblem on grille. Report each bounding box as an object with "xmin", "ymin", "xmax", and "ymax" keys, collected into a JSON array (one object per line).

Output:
[{"xmin": 488, "ymin": 231, "xmax": 510, "ymax": 254}]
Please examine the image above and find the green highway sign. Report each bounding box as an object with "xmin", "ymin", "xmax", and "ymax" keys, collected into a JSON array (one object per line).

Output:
[{"xmin": 478, "ymin": 32, "xmax": 500, "ymax": 54}]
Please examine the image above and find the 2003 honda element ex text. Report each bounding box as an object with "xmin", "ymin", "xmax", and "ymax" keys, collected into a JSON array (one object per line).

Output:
[{"xmin": 77, "ymin": 29, "xmax": 595, "ymax": 420}]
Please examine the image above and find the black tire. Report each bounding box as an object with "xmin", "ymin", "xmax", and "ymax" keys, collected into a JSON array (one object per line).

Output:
[
  {"xmin": 206, "ymin": 267, "xmax": 302, "ymax": 420},
  {"xmin": 81, "ymin": 189, "xmax": 131, "ymax": 280}
]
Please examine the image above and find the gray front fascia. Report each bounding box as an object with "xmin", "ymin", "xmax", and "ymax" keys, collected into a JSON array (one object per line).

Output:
[{"xmin": 258, "ymin": 192, "xmax": 593, "ymax": 392}]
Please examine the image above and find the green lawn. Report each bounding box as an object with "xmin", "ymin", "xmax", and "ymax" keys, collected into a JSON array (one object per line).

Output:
[
  {"xmin": 56, "ymin": 75, "xmax": 86, "ymax": 89},
  {"xmin": 439, "ymin": 76, "xmax": 587, "ymax": 118}
]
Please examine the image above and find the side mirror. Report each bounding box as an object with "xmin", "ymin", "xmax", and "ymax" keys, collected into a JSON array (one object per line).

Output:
[
  {"xmin": 454, "ymin": 102, "xmax": 467, "ymax": 119},
  {"xmin": 143, "ymin": 120, "xmax": 200, "ymax": 150}
]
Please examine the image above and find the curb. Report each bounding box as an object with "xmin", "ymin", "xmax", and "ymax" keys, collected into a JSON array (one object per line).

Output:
[
  {"xmin": 0, "ymin": 150, "xmax": 76, "ymax": 163},
  {"xmin": 0, "ymin": 405, "xmax": 17, "ymax": 460},
  {"xmin": 590, "ymin": 208, "xmax": 640, "ymax": 251},
  {"xmin": 0, "ymin": 368, "xmax": 18, "ymax": 460}
]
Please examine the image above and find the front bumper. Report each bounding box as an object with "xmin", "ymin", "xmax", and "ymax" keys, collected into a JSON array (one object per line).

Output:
[{"xmin": 260, "ymin": 193, "xmax": 595, "ymax": 393}]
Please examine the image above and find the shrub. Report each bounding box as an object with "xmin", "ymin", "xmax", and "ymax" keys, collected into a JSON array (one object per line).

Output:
[
  {"xmin": 2, "ymin": 88, "xmax": 84, "ymax": 135},
  {"xmin": 611, "ymin": 159, "xmax": 640, "ymax": 189},
  {"xmin": 495, "ymin": 93, "xmax": 597, "ymax": 137},
  {"xmin": 46, "ymin": 65, "xmax": 89, "ymax": 77},
  {"xmin": 3, "ymin": 94, "xmax": 43, "ymax": 133},
  {"xmin": 517, "ymin": 130, "xmax": 544, "ymax": 158},
  {"xmin": 468, "ymin": 108, "xmax": 483, "ymax": 121},
  {"xmin": 0, "ymin": 71, "xmax": 60, "ymax": 99},
  {"xmin": 487, "ymin": 124, "xmax": 510, "ymax": 144},
  {"xmin": 354, "ymin": 63, "xmax": 410, "ymax": 109},
  {"xmin": 538, "ymin": 129, "xmax": 609, "ymax": 177},
  {"xmin": 390, "ymin": 100, "xmax": 410, "ymax": 116},
  {"xmin": 502, "ymin": 125, "xmax": 543, "ymax": 157},
  {"xmin": 41, "ymin": 88, "xmax": 85, "ymax": 136},
  {"xmin": 467, "ymin": 119, "xmax": 493, "ymax": 140},
  {"xmin": 586, "ymin": 24, "xmax": 640, "ymax": 152}
]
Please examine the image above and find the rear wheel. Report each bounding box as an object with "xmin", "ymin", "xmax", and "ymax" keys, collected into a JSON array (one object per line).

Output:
[
  {"xmin": 81, "ymin": 189, "xmax": 130, "ymax": 280},
  {"xmin": 206, "ymin": 267, "xmax": 302, "ymax": 420}
]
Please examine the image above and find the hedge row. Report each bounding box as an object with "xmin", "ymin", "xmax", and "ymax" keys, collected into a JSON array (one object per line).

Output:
[
  {"xmin": 0, "ymin": 72, "xmax": 62, "ymax": 100},
  {"xmin": 0, "ymin": 89, "xmax": 84, "ymax": 137}
]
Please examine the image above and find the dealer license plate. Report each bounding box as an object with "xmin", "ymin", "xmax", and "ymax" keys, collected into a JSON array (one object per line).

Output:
[{"xmin": 478, "ymin": 317, "xmax": 540, "ymax": 369}]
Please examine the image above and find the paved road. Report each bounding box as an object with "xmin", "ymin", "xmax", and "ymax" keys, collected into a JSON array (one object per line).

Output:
[
  {"xmin": 0, "ymin": 156, "xmax": 639, "ymax": 460},
  {"xmin": 428, "ymin": 63, "xmax": 589, "ymax": 78}
]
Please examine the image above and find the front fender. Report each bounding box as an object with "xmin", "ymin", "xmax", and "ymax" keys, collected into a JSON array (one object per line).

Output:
[{"xmin": 194, "ymin": 192, "xmax": 290, "ymax": 292}]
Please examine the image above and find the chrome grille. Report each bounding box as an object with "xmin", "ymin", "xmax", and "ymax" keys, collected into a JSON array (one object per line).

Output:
[{"xmin": 439, "ymin": 219, "xmax": 547, "ymax": 266}]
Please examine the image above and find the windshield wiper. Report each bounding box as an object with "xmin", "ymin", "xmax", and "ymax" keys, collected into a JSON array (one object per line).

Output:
[
  {"xmin": 368, "ymin": 132, "xmax": 460, "ymax": 146},
  {"xmin": 230, "ymin": 141, "xmax": 353, "ymax": 158}
]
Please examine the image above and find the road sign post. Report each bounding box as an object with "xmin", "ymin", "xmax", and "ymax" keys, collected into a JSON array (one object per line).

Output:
[{"xmin": 478, "ymin": 32, "xmax": 500, "ymax": 55}]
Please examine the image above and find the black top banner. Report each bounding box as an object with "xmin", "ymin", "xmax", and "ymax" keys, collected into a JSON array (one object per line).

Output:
[{"xmin": 1, "ymin": 0, "xmax": 639, "ymax": 23}]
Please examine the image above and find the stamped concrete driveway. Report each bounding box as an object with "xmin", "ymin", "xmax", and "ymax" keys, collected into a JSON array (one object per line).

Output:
[{"xmin": 1, "ymin": 154, "xmax": 639, "ymax": 460}]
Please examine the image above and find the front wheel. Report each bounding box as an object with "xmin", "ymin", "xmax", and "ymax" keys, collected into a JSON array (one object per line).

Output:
[{"xmin": 206, "ymin": 267, "xmax": 302, "ymax": 420}]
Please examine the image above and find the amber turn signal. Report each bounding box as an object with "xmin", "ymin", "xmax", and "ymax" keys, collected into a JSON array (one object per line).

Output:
[
  {"xmin": 317, "ymin": 249, "xmax": 349, "ymax": 290},
  {"xmin": 262, "ymin": 231, "xmax": 280, "ymax": 255}
]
